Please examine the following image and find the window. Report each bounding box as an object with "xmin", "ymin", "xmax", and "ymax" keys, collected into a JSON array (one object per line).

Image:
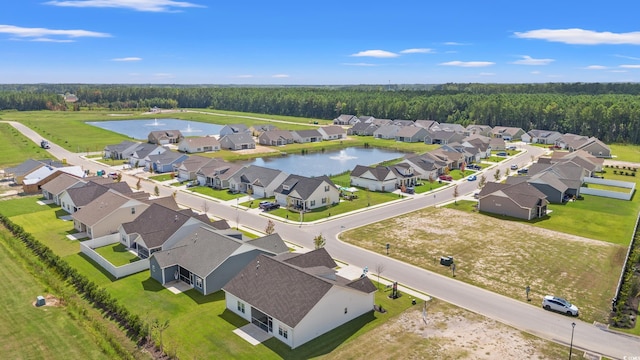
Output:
[
  {"xmin": 237, "ymin": 301, "xmax": 245, "ymax": 313},
  {"xmin": 322, "ymin": 197, "xmax": 327, "ymax": 204},
  {"xmin": 131, "ymin": 207, "xmax": 136, "ymax": 214},
  {"xmin": 344, "ymin": 307, "xmax": 348, "ymax": 314},
  {"xmin": 324, "ymin": 185, "xmax": 329, "ymax": 191},
  {"xmin": 195, "ymin": 276, "xmax": 202, "ymax": 289},
  {"xmin": 278, "ymin": 326, "xmax": 288, "ymax": 339},
  {"xmin": 310, "ymin": 200, "xmax": 316, "ymax": 207}
]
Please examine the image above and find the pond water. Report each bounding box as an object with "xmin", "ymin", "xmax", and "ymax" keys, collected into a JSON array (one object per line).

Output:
[
  {"xmin": 246, "ymin": 147, "xmax": 406, "ymax": 177},
  {"xmin": 86, "ymin": 118, "xmax": 223, "ymax": 140}
]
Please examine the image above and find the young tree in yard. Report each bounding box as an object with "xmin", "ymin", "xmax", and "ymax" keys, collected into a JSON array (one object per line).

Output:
[
  {"xmin": 428, "ymin": 173, "xmax": 435, "ymax": 189},
  {"xmin": 460, "ymin": 162, "xmax": 466, "ymax": 174},
  {"xmin": 453, "ymin": 185, "xmax": 459, "ymax": 204},
  {"xmin": 494, "ymin": 169, "xmax": 501, "ymax": 182},
  {"xmin": 478, "ymin": 174, "xmax": 487, "ymax": 190},
  {"xmin": 265, "ymin": 219, "xmax": 275, "ymax": 235},
  {"xmin": 116, "ymin": 173, "xmax": 122, "ymax": 182},
  {"xmin": 154, "ymin": 185, "xmax": 159, "ymax": 197},
  {"xmin": 136, "ymin": 178, "xmax": 141, "ymax": 190},
  {"xmin": 314, "ymin": 233, "xmax": 326, "ymax": 249},
  {"xmin": 375, "ymin": 263, "xmax": 385, "ymax": 290},
  {"xmin": 153, "ymin": 319, "xmax": 170, "ymax": 354}
]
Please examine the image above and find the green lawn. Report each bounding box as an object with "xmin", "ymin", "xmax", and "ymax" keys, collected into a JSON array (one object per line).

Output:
[
  {"xmin": 188, "ymin": 186, "xmax": 246, "ymax": 201},
  {"xmin": 584, "ymin": 182, "xmax": 634, "ymax": 193},
  {"xmin": 148, "ymin": 174, "xmax": 175, "ymax": 182},
  {"xmin": 94, "ymin": 243, "xmax": 140, "ymax": 266},
  {"xmin": 609, "ymin": 143, "xmax": 640, "ymax": 163},
  {"xmin": 0, "ymin": 123, "xmax": 54, "ymax": 167},
  {"xmin": 0, "ymin": 229, "xmax": 113, "ymax": 360}
]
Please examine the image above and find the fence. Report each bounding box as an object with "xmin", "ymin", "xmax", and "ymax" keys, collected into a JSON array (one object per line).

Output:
[
  {"xmin": 580, "ymin": 177, "xmax": 636, "ymax": 201},
  {"xmin": 79, "ymin": 234, "xmax": 149, "ymax": 279}
]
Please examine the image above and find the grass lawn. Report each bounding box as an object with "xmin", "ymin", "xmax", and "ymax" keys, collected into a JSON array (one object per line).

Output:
[
  {"xmin": 0, "ymin": 122, "xmax": 54, "ymax": 167},
  {"xmin": 610, "ymin": 143, "xmax": 640, "ymax": 163},
  {"xmin": 584, "ymin": 182, "xmax": 634, "ymax": 193},
  {"xmin": 340, "ymin": 205, "xmax": 626, "ymax": 323},
  {"xmin": 148, "ymin": 174, "xmax": 175, "ymax": 182},
  {"xmin": 188, "ymin": 186, "xmax": 246, "ymax": 201},
  {"xmin": 268, "ymin": 190, "xmax": 403, "ymax": 222},
  {"xmin": 413, "ymin": 181, "xmax": 448, "ymax": 194},
  {"xmin": 0, "ymin": 229, "xmax": 112, "ymax": 360},
  {"xmin": 94, "ymin": 243, "xmax": 140, "ymax": 266}
]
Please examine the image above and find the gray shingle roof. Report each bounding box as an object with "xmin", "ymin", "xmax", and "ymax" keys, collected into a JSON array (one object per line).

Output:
[
  {"xmin": 274, "ymin": 174, "xmax": 335, "ymax": 199},
  {"xmin": 40, "ymin": 173, "xmax": 85, "ymax": 196},
  {"xmin": 233, "ymin": 165, "xmax": 285, "ymax": 188},
  {"xmin": 66, "ymin": 181, "xmax": 132, "ymax": 207}
]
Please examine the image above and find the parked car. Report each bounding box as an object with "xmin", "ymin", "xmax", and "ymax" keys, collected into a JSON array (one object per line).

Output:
[
  {"xmin": 496, "ymin": 152, "xmax": 507, "ymax": 156},
  {"xmin": 467, "ymin": 164, "xmax": 481, "ymax": 170},
  {"xmin": 510, "ymin": 164, "xmax": 518, "ymax": 170},
  {"xmin": 506, "ymin": 145, "xmax": 517, "ymax": 150},
  {"xmin": 542, "ymin": 295, "xmax": 579, "ymax": 316},
  {"xmin": 517, "ymin": 168, "xmax": 528, "ymax": 175},
  {"xmin": 186, "ymin": 181, "xmax": 199, "ymax": 188},
  {"xmin": 467, "ymin": 174, "xmax": 477, "ymax": 181},
  {"xmin": 439, "ymin": 175, "xmax": 453, "ymax": 181},
  {"xmin": 259, "ymin": 201, "xmax": 280, "ymax": 211},
  {"xmin": 403, "ymin": 186, "xmax": 415, "ymax": 194}
]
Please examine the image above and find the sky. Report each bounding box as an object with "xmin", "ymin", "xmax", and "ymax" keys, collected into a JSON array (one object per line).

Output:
[{"xmin": 2, "ymin": 0, "xmax": 640, "ymax": 85}]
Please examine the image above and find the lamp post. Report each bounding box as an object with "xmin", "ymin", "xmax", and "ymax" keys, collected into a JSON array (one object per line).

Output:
[{"xmin": 568, "ymin": 322, "xmax": 576, "ymax": 359}]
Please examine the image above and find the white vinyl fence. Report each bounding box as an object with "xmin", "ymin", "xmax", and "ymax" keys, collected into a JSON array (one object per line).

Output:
[
  {"xmin": 580, "ymin": 177, "xmax": 636, "ymax": 200},
  {"xmin": 80, "ymin": 234, "xmax": 149, "ymax": 279}
]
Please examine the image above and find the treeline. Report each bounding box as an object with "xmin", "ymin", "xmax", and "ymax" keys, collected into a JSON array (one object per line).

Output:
[{"xmin": 1, "ymin": 84, "xmax": 640, "ymax": 143}]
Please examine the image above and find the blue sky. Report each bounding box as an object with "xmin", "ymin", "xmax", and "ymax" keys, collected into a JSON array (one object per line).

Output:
[{"xmin": 2, "ymin": 0, "xmax": 640, "ymax": 84}]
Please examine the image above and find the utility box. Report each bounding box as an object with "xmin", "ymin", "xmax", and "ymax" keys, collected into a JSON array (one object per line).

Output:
[
  {"xmin": 439, "ymin": 256, "xmax": 454, "ymax": 266},
  {"xmin": 36, "ymin": 295, "xmax": 46, "ymax": 307}
]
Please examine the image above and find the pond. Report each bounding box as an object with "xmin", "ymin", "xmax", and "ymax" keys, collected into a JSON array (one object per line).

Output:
[
  {"xmin": 245, "ymin": 147, "xmax": 406, "ymax": 177},
  {"xmin": 86, "ymin": 118, "xmax": 223, "ymax": 140}
]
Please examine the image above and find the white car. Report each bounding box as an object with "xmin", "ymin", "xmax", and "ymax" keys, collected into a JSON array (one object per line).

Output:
[{"xmin": 542, "ymin": 295, "xmax": 579, "ymax": 316}]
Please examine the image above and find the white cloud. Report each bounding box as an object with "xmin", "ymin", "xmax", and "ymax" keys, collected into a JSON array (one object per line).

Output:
[
  {"xmin": 514, "ymin": 28, "xmax": 640, "ymax": 45},
  {"xmin": 0, "ymin": 24, "xmax": 110, "ymax": 41},
  {"xmin": 439, "ymin": 61, "xmax": 494, "ymax": 67},
  {"xmin": 620, "ymin": 64, "xmax": 640, "ymax": 69},
  {"xmin": 342, "ymin": 62, "xmax": 378, "ymax": 67},
  {"xmin": 609, "ymin": 70, "xmax": 628, "ymax": 73},
  {"xmin": 444, "ymin": 42, "xmax": 466, "ymax": 46},
  {"xmin": 350, "ymin": 50, "xmax": 399, "ymax": 58},
  {"xmin": 511, "ymin": 55, "xmax": 554, "ymax": 66},
  {"xmin": 615, "ymin": 54, "xmax": 640, "ymax": 60},
  {"xmin": 112, "ymin": 57, "xmax": 142, "ymax": 62},
  {"xmin": 400, "ymin": 48, "xmax": 434, "ymax": 54},
  {"xmin": 584, "ymin": 65, "xmax": 607, "ymax": 70},
  {"xmin": 479, "ymin": 72, "xmax": 495, "ymax": 76},
  {"xmin": 45, "ymin": 0, "xmax": 205, "ymax": 12},
  {"xmin": 272, "ymin": 74, "xmax": 289, "ymax": 78}
]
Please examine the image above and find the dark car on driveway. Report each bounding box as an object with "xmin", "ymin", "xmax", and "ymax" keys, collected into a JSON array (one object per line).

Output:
[{"xmin": 259, "ymin": 202, "xmax": 280, "ymax": 211}]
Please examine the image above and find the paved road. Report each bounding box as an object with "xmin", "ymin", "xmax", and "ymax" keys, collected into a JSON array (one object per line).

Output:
[{"xmin": 6, "ymin": 121, "xmax": 640, "ymax": 359}]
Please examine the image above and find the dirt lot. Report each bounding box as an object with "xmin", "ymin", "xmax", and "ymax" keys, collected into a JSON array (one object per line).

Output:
[
  {"xmin": 326, "ymin": 299, "xmax": 575, "ymax": 359},
  {"xmin": 341, "ymin": 206, "xmax": 626, "ymax": 323}
]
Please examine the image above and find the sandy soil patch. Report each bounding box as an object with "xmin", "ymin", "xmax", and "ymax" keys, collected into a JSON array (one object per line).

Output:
[
  {"xmin": 234, "ymin": 144, "xmax": 281, "ymax": 155},
  {"xmin": 32, "ymin": 294, "xmax": 63, "ymax": 308}
]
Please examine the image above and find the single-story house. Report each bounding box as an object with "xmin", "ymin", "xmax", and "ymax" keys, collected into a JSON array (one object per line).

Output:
[
  {"xmin": 219, "ymin": 124, "xmax": 251, "ymax": 137},
  {"xmin": 291, "ymin": 129, "xmax": 323, "ymax": 143},
  {"xmin": 274, "ymin": 174, "xmax": 339, "ymax": 211},
  {"xmin": 395, "ymin": 126, "xmax": 429, "ymax": 143},
  {"xmin": 103, "ymin": 141, "xmax": 141, "ymax": 160},
  {"xmin": 223, "ymin": 248, "xmax": 377, "ymax": 349},
  {"xmin": 59, "ymin": 181, "xmax": 133, "ymax": 214},
  {"xmin": 478, "ymin": 182, "xmax": 549, "ymax": 220},
  {"xmin": 414, "ymin": 120, "xmax": 439, "ymax": 130},
  {"xmin": 129, "ymin": 144, "xmax": 167, "ymax": 169},
  {"xmin": 196, "ymin": 160, "xmax": 245, "ymax": 190},
  {"xmin": 150, "ymin": 225, "xmax": 287, "ymax": 295},
  {"xmin": 522, "ymin": 129, "xmax": 563, "ymax": 145},
  {"xmin": 347, "ymin": 122, "xmax": 379, "ymax": 136},
  {"xmin": 148, "ymin": 130, "xmax": 184, "ymax": 145},
  {"xmin": 177, "ymin": 136, "xmax": 220, "ymax": 154},
  {"xmin": 72, "ymin": 190, "xmax": 150, "ymax": 238},
  {"xmin": 219, "ymin": 133, "xmax": 256, "ymax": 150},
  {"xmin": 317, "ymin": 126, "xmax": 347, "ymax": 141},
  {"xmin": 147, "ymin": 151, "xmax": 189, "ymax": 174},
  {"xmin": 424, "ymin": 129, "xmax": 465, "ymax": 145},
  {"xmin": 490, "ymin": 126, "xmax": 525, "ymax": 141},
  {"xmin": 40, "ymin": 173, "xmax": 86, "ymax": 205},
  {"xmin": 22, "ymin": 166, "xmax": 86, "ymax": 194},
  {"xmin": 333, "ymin": 114, "xmax": 359, "ymax": 125},
  {"xmin": 175, "ymin": 156, "xmax": 216, "ymax": 182},
  {"xmin": 373, "ymin": 125, "xmax": 401, "ymax": 139},
  {"xmin": 258, "ymin": 130, "xmax": 295, "ymax": 146},
  {"xmin": 5, "ymin": 159, "xmax": 65, "ymax": 185},
  {"xmin": 350, "ymin": 164, "xmax": 418, "ymax": 192},
  {"xmin": 465, "ymin": 125, "xmax": 493, "ymax": 137},
  {"xmin": 228, "ymin": 165, "xmax": 289, "ymax": 198},
  {"xmin": 250, "ymin": 124, "xmax": 278, "ymax": 136}
]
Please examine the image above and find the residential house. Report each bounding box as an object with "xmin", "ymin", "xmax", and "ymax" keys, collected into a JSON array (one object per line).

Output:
[
  {"xmin": 357, "ymin": 116, "xmax": 375, "ymax": 123},
  {"xmin": 426, "ymin": 148, "xmax": 465, "ymax": 170},
  {"xmin": 291, "ymin": 129, "xmax": 323, "ymax": 143},
  {"xmin": 373, "ymin": 124, "xmax": 401, "ymax": 139},
  {"xmin": 434, "ymin": 123, "xmax": 466, "ymax": 133},
  {"xmin": 59, "ymin": 181, "xmax": 132, "ymax": 214},
  {"xmin": 574, "ymin": 137, "xmax": 611, "ymax": 158},
  {"xmin": 258, "ymin": 130, "xmax": 295, "ymax": 146},
  {"xmin": 350, "ymin": 164, "xmax": 418, "ymax": 192},
  {"xmin": 490, "ymin": 126, "xmax": 525, "ymax": 141},
  {"xmin": 392, "ymin": 119, "xmax": 414, "ymax": 127},
  {"xmin": 440, "ymin": 143, "xmax": 479, "ymax": 165},
  {"xmin": 395, "ymin": 126, "xmax": 428, "ymax": 143},
  {"xmin": 72, "ymin": 190, "xmax": 151, "ymax": 238},
  {"xmin": 317, "ymin": 126, "xmax": 347, "ymax": 141},
  {"xmin": 223, "ymin": 248, "xmax": 377, "ymax": 349},
  {"xmin": 506, "ymin": 172, "xmax": 569, "ymax": 204},
  {"xmin": 250, "ymin": 124, "xmax": 278, "ymax": 136},
  {"xmin": 129, "ymin": 143, "xmax": 167, "ymax": 169},
  {"xmin": 219, "ymin": 124, "xmax": 251, "ymax": 137},
  {"xmin": 147, "ymin": 151, "xmax": 189, "ymax": 174},
  {"xmin": 424, "ymin": 129, "xmax": 465, "ymax": 145},
  {"xmin": 525, "ymin": 161, "xmax": 587, "ymax": 201},
  {"xmin": 463, "ymin": 135, "xmax": 492, "ymax": 158},
  {"xmin": 465, "ymin": 124, "xmax": 493, "ymax": 137},
  {"xmin": 5, "ymin": 159, "xmax": 65, "ymax": 185},
  {"xmin": 150, "ymin": 225, "xmax": 287, "ymax": 295},
  {"xmin": 219, "ymin": 133, "xmax": 256, "ymax": 150},
  {"xmin": 478, "ymin": 182, "xmax": 548, "ymax": 220},
  {"xmin": 196, "ymin": 160, "xmax": 244, "ymax": 190},
  {"xmin": 347, "ymin": 122, "xmax": 379, "ymax": 136},
  {"xmin": 333, "ymin": 114, "xmax": 359, "ymax": 125},
  {"xmin": 177, "ymin": 136, "xmax": 220, "ymax": 154},
  {"xmin": 414, "ymin": 120, "xmax": 439, "ymax": 130},
  {"xmin": 22, "ymin": 165, "xmax": 86, "ymax": 194},
  {"xmin": 119, "ymin": 203, "xmax": 214, "ymax": 258},
  {"xmin": 175, "ymin": 156, "xmax": 215, "ymax": 182},
  {"xmin": 148, "ymin": 130, "xmax": 184, "ymax": 145},
  {"xmin": 274, "ymin": 174, "xmax": 339, "ymax": 211},
  {"xmin": 103, "ymin": 141, "xmax": 141, "ymax": 160},
  {"xmin": 228, "ymin": 165, "xmax": 289, "ymax": 198},
  {"xmin": 400, "ymin": 153, "xmax": 447, "ymax": 181},
  {"xmin": 549, "ymin": 150, "xmax": 603, "ymax": 172},
  {"xmin": 522, "ymin": 129, "xmax": 563, "ymax": 145},
  {"xmin": 489, "ymin": 137, "xmax": 506, "ymax": 151},
  {"xmin": 41, "ymin": 173, "xmax": 86, "ymax": 204}
]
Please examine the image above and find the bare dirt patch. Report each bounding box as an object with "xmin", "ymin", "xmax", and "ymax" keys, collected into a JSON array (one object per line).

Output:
[
  {"xmin": 326, "ymin": 299, "xmax": 572, "ymax": 359},
  {"xmin": 341, "ymin": 206, "xmax": 625, "ymax": 322},
  {"xmin": 234, "ymin": 144, "xmax": 281, "ymax": 155},
  {"xmin": 32, "ymin": 294, "xmax": 63, "ymax": 308}
]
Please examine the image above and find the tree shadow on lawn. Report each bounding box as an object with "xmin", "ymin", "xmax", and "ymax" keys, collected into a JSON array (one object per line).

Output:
[
  {"xmin": 183, "ymin": 288, "xmax": 223, "ymax": 305},
  {"xmin": 78, "ymin": 252, "xmax": 116, "ymax": 282},
  {"xmin": 263, "ymin": 311, "xmax": 375, "ymax": 359},
  {"xmin": 141, "ymin": 277, "xmax": 165, "ymax": 292}
]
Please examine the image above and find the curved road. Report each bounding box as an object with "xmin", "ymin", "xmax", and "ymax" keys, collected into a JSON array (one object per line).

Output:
[{"xmin": 7, "ymin": 121, "xmax": 640, "ymax": 359}]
